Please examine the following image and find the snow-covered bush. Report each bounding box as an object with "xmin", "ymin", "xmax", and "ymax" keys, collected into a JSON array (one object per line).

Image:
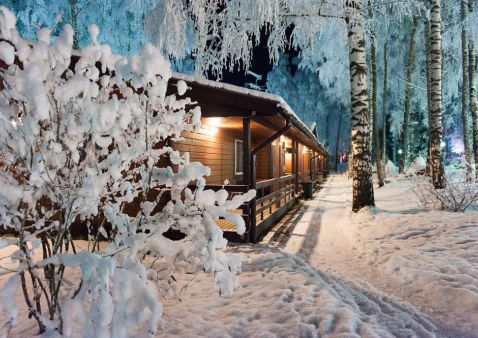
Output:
[
  {"xmin": 410, "ymin": 172, "xmax": 478, "ymax": 212},
  {"xmin": 0, "ymin": 7, "xmax": 254, "ymax": 336},
  {"xmin": 385, "ymin": 160, "xmax": 398, "ymax": 177},
  {"xmin": 405, "ymin": 156, "xmax": 427, "ymax": 176}
]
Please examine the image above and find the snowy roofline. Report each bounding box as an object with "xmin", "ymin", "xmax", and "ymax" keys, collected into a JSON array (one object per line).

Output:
[{"xmin": 171, "ymin": 72, "xmax": 328, "ymax": 156}]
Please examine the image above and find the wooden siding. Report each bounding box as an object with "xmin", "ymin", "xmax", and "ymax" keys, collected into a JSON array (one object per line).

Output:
[
  {"xmin": 256, "ymin": 145, "xmax": 271, "ymax": 180},
  {"xmin": 174, "ymin": 128, "xmax": 243, "ymax": 185}
]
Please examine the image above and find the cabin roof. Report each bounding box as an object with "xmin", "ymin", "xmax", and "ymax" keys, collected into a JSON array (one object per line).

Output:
[{"xmin": 171, "ymin": 72, "xmax": 328, "ymax": 156}]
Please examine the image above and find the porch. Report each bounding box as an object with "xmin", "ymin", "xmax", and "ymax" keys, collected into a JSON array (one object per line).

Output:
[{"xmin": 171, "ymin": 73, "xmax": 328, "ymax": 242}]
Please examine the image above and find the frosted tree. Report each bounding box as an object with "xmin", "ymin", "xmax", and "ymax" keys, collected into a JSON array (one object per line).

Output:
[
  {"xmin": 470, "ymin": 0, "xmax": 478, "ymax": 179},
  {"xmin": 461, "ymin": 0, "xmax": 472, "ymax": 178},
  {"xmin": 429, "ymin": 0, "xmax": 445, "ymax": 188},
  {"xmin": 4, "ymin": 0, "xmax": 154, "ymax": 55},
  {"xmin": 144, "ymin": 0, "xmax": 431, "ymax": 210},
  {"xmin": 398, "ymin": 16, "xmax": 418, "ymax": 174},
  {"xmin": 0, "ymin": 7, "xmax": 254, "ymax": 336}
]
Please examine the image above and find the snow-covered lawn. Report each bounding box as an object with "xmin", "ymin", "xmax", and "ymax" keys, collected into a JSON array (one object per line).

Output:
[
  {"xmin": 2, "ymin": 174, "xmax": 478, "ymax": 337},
  {"xmin": 271, "ymin": 174, "xmax": 478, "ymax": 338}
]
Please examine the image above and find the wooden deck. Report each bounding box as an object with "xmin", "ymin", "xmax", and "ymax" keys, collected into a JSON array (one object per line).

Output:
[
  {"xmin": 216, "ymin": 177, "xmax": 295, "ymax": 234},
  {"xmin": 215, "ymin": 203, "xmax": 283, "ymax": 232}
]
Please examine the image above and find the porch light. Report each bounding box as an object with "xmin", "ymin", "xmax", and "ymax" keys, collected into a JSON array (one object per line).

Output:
[
  {"xmin": 204, "ymin": 117, "xmax": 222, "ymax": 135},
  {"xmin": 207, "ymin": 117, "xmax": 222, "ymax": 127}
]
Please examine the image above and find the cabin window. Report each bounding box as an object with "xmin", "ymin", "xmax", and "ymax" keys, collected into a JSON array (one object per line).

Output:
[{"xmin": 235, "ymin": 140, "xmax": 243, "ymax": 175}]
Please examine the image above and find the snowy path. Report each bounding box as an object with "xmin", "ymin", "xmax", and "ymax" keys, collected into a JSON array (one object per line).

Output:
[
  {"xmin": 160, "ymin": 246, "xmax": 436, "ymax": 338},
  {"xmin": 269, "ymin": 174, "xmax": 478, "ymax": 338}
]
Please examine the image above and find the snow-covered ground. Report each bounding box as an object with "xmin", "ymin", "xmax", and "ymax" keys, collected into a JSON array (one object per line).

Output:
[
  {"xmin": 159, "ymin": 246, "xmax": 436, "ymax": 338},
  {"xmin": 266, "ymin": 174, "xmax": 478, "ymax": 338},
  {"xmin": 2, "ymin": 174, "xmax": 478, "ymax": 337}
]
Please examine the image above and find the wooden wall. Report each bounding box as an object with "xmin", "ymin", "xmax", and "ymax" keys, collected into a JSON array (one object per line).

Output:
[
  {"xmin": 174, "ymin": 128, "xmax": 242, "ymax": 185},
  {"xmin": 174, "ymin": 125, "xmax": 326, "ymax": 186},
  {"xmin": 256, "ymin": 146, "xmax": 271, "ymax": 180}
]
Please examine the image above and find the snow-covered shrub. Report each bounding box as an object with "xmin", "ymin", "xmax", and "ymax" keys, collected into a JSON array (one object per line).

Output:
[
  {"xmin": 385, "ymin": 160, "xmax": 398, "ymax": 177},
  {"xmin": 410, "ymin": 172, "xmax": 478, "ymax": 212},
  {"xmin": 0, "ymin": 7, "xmax": 254, "ymax": 337},
  {"xmin": 405, "ymin": 156, "xmax": 426, "ymax": 176}
]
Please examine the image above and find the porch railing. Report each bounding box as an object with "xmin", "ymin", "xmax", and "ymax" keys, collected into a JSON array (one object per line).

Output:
[
  {"xmin": 195, "ymin": 177, "xmax": 296, "ymax": 242},
  {"xmin": 255, "ymin": 174, "xmax": 295, "ymax": 224}
]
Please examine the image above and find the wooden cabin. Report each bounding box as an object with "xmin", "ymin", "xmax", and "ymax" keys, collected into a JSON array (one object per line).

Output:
[
  {"xmin": 0, "ymin": 51, "xmax": 328, "ymax": 241},
  {"xmin": 171, "ymin": 73, "xmax": 328, "ymax": 243}
]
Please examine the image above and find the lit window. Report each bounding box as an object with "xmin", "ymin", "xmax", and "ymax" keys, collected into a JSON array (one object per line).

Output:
[{"xmin": 235, "ymin": 140, "xmax": 243, "ymax": 175}]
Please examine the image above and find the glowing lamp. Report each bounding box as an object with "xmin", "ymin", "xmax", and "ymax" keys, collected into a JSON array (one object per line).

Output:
[{"xmin": 207, "ymin": 117, "xmax": 222, "ymax": 127}]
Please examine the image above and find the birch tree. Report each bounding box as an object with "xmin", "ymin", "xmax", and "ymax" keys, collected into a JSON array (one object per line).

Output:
[
  {"xmin": 469, "ymin": 0, "xmax": 478, "ymax": 179},
  {"xmin": 461, "ymin": 0, "xmax": 472, "ymax": 178},
  {"xmin": 382, "ymin": 41, "xmax": 388, "ymax": 173},
  {"xmin": 399, "ymin": 16, "xmax": 418, "ymax": 174},
  {"xmin": 429, "ymin": 0, "xmax": 446, "ymax": 188},
  {"xmin": 371, "ymin": 36, "xmax": 385, "ymax": 187},
  {"xmin": 346, "ymin": 0, "xmax": 375, "ymax": 209}
]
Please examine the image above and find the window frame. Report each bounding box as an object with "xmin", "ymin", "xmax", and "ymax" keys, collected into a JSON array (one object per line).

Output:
[{"xmin": 234, "ymin": 139, "xmax": 244, "ymax": 175}]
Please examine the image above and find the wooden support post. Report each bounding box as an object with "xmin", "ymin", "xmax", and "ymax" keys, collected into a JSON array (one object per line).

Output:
[
  {"xmin": 243, "ymin": 117, "xmax": 255, "ymax": 242},
  {"xmin": 251, "ymin": 154, "xmax": 257, "ymax": 242},
  {"xmin": 295, "ymin": 142, "xmax": 299, "ymax": 193},
  {"xmin": 292, "ymin": 141, "xmax": 297, "ymax": 195}
]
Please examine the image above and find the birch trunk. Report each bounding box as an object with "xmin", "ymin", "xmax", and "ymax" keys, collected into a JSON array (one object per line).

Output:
[
  {"xmin": 425, "ymin": 19, "xmax": 433, "ymax": 177},
  {"xmin": 371, "ymin": 37, "xmax": 384, "ymax": 187},
  {"xmin": 335, "ymin": 111, "xmax": 343, "ymax": 171},
  {"xmin": 399, "ymin": 16, "xmax": 418, "ymax": 174},
  {"xmin": 469, "ymin": 2, "xmax": 478, "ymax": 180},
  {"xmin": 430, "ymin": 0, "xmax": 445, "ymax": 188},
  {"xmin": 346, "ymin": 0, "xmax": 375, "ymax": 211},
  {"xmin": 461, "ymin": 1, "xmax": 472, "ymax": 179},
  {"xmin": 69, "ymin": 0, "xmax": 79, "ymax": 50},
  {"xmin": 382, "ymin": 41, "xmax": 388, "ymax": 175}
]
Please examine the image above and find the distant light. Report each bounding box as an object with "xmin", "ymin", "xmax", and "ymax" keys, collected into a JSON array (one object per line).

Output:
[
  {"xmin": 398, "ymin": 149, "xmax": 403, "ymax": 155},
  {"xmin": 440, "ymin": 141, "xmax": 446, "ymax": 149}
]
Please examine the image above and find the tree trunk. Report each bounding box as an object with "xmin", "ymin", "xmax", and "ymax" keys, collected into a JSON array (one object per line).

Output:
[
  {"xmin": 425, "ymin": 19, "xmax": 433, "ymax": 177},
  {"xmin": 382, "ymin": 41, "xmax": 388, "ymax": 176},
  {"xmin": 469, "ymin": 0, "xmax": 478, "ymax": 179},
  {"xmin": 335, "ymin": 111, "xmax": 343, "ymax": 171},
  {"xmin": 399, "ymin": 16, "xmax": 418, "ymax": 173},
  {"xmin": 371, "ymin": 37, "xmax": 384, "ymax": 187},
  {"xmin": 430, "ymin": 0, "xmax": 446, "ymax": 188},
  {"xmin": 462, "ymin": 1, "xmax": 472, "ymax": 179},
  {"xmin": 70, "ymin": 0, "xmax": 79, "ymax": 50},
  {"xmin": 346, "ymin": 0, "xmax": 375, "ymax": 211}
]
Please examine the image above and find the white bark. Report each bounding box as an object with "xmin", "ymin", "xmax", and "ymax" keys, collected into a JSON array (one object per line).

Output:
[
  {"xmin": 461, "ymin": 0, "xmax": 472, "ymax": 179},
  {"xmin": 346, "ymin": 0, "xmax": 375, "ymax": 211},
  {"xmin": 429, "ymin": 0, "xmax": 445, "ymax": 188}
]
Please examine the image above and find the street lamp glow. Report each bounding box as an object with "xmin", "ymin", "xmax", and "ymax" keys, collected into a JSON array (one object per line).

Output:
[
  {"xmin": 440, "ymin": 141, "xmax": 446, "ymax": 149},
  {"xmin": 398, "ymin": 149, "xmax": 403, "ymax": 155}
]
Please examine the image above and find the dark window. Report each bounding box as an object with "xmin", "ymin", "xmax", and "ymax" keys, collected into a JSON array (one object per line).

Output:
[{"xmin": 235, "ymin": 140, "xmax": 243, "ymax": 175}]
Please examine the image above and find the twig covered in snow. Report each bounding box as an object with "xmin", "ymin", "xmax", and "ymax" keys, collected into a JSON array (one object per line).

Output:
[{"xmin": 0, "ymin": 6, "xmax": 254, "ymax": 337}]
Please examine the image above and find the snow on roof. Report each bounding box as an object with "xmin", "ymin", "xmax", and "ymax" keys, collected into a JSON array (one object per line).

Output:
[{"xmin": 171, "ymin": 72, "xmax": 328, "ymax": 156}]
